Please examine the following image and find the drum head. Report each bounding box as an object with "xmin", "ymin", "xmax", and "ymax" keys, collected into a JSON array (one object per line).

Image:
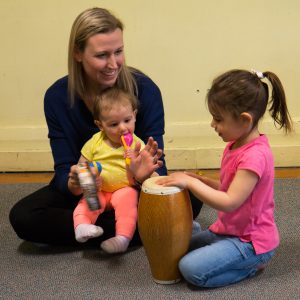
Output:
[{"xmin": 142, "ymin": 176, "xmax": 182, "ymax": 195}]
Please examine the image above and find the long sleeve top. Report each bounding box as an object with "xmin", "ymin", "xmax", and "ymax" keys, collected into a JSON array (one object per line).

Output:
[{"xmin": 44, "ymin": 72, "xmax": 167, "ymax": 198}]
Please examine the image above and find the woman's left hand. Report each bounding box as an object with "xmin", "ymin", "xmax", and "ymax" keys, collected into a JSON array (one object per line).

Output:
[{"xmin": 129, "ymin": 137, "xmax": 163, "ymax": 183}]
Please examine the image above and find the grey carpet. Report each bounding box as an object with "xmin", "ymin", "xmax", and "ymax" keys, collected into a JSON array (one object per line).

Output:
[{"xmin": 0, "ymin": 179, "xmax": 299, "ymax": 300}]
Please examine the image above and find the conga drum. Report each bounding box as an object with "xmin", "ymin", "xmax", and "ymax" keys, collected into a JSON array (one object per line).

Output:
[{"xmin": 138, "ymin": 176, "xmax": 192, "ymax": 284}]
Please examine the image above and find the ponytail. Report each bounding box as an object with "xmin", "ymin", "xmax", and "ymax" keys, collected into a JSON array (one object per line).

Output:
[{"xmin": 264, "ymin": 71, "xmax": 293, "ymax": 133}]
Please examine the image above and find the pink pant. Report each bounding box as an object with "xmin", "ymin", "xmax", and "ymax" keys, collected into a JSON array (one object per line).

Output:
[{"xmin": 73, "ymin": 186, "xmax": 138, "ymax": 239}]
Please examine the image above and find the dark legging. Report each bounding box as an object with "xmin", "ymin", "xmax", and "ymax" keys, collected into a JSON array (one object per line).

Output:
[{"xmin": 9, "ymin": 185, "xmax": 202, "ymax": 247}]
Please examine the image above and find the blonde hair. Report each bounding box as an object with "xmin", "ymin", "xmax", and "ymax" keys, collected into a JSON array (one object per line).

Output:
[{"xmin": 68, "ymin": 7, "xmax": 137, "ymax": 104}]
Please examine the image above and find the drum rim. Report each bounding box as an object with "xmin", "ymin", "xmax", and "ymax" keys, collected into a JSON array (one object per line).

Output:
[
  {"xmin": 142, "ymin": 186, "xmax": 182, "ymax": 195},
  {"xmin": 141, "ymin": 176, "xmax": 183, "ymax": 195}
]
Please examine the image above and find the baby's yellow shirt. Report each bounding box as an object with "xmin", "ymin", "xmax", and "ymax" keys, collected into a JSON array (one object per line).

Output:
[{"xmin": 81, "ymin": 132, "xmax": 144, "ymax": 192}]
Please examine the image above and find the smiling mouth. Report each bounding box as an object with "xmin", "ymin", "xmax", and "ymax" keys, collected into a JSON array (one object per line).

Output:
[{"xmin": 102, "ymin": 70, "xmax": 118, "ymax": 77}]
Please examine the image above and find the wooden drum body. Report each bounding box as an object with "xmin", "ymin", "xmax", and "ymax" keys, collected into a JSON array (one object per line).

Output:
[{"xmin": 138, "ymin": 176, "xmax": 192, "ymax": 284}]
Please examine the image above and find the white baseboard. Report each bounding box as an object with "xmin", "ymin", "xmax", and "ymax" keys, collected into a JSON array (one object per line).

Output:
[
  {"xmin": 0, "ymin": 140, "xmax": 53, "ymax": 171},
  {"xmin": 0, "ymin": 119, "xmax": 299, "ymax": 171}
]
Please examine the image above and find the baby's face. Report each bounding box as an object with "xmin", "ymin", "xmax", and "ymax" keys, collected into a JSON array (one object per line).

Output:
[{"xmin": 97, "ymin": 102, "xmax": 136, "ymax": 148}]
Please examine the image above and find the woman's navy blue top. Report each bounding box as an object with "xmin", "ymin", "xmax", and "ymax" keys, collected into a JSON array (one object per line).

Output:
[{"xmin": 44, "ymin": 73, "xmax": 167, "ymax": 197}]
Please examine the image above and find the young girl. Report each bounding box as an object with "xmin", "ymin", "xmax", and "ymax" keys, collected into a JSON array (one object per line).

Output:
[
  {"xmin": 157, "ymin": 69, "xmax": 293, "ymax": 287},
  {"xmin": 74, "ymin": 87, "xmax": 149, "ymax": 254}
]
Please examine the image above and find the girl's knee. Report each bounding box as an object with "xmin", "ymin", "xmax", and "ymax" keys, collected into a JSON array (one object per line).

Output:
[{"xmin": 179, "ymin": 256, "xmax": 207, "ymax": 287}]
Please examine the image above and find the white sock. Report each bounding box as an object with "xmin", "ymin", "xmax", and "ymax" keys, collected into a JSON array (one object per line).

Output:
[
  {"xmin": 75, "ymin": 224, "xmax": 103, "ymax": 243},
  {"xmin": 101, "ymin": 235, "xmax": 130, "ymax": 253}
]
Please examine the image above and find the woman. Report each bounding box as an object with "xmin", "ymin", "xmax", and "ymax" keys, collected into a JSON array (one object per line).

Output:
[{"xmin": 9, "ymin": 7, "xmax": 202, "ymax": 247}]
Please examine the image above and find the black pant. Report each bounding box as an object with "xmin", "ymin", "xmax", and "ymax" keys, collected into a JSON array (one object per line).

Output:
[{"xmin": 9, "ymin": 185, "xmax": 203, "ymax": 246}]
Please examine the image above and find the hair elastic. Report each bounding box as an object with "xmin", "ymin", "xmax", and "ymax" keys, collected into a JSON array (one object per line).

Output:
[{"xmin": 251, "ymin": 69, "xmax": 264, "ymax": 79}]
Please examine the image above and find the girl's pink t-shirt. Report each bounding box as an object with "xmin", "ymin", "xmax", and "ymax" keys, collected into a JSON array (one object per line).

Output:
[{"xmin": 209, "ymin": 134, "xmax": 279, "ymax": 254}]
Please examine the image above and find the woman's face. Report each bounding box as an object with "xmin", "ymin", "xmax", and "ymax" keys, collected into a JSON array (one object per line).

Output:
[{"xmin": 76, "ymin": 28, "xmax": 125, "ymax": 90}]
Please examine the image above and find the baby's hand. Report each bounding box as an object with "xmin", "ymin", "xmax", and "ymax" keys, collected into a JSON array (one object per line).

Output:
[
  {"xmin": 95, "ymin": 175, "xmax": 103, "ymax": 191},
  {"xmin": 129, "ymin": 137, "xmax": 163, "ymax": 183},
  {"xmin": 124, "ymin": 148, "xmax": 135, "ymax": 159},
  {"xmin": 89, "ymin": 165, "xmax": 103, "ymax": 191}
]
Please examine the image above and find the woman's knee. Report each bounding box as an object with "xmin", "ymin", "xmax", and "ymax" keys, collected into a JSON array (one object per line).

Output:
[
  {"xmin": 9, "ymin": 192, "xmax": 48, "ymax": 239},
  {"xmin": 9, "ymin": 200, "xmax": 31, "ymax": 238}
]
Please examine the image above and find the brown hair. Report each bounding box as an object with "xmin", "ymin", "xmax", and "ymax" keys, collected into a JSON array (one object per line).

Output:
[
  {"xmin": 93, "ymin": 87, "xmax": 138, "ymax": 121},
  {"xmin": 68, "ymin": 7, "xmax": 137, "ymax": 104},
  {"xmin": 207, "ymin": 69, "xmax": 293, "ymax": 133}
]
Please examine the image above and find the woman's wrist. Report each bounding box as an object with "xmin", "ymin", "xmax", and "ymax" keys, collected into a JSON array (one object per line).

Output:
[{"xmin": 68, "ymin": 178, "xmax": 82, "ymax": 196}]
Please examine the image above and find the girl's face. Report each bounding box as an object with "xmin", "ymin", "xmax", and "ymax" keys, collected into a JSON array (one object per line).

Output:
[
  {"xmin": 210, "ymin": 109, "xmax": 251, "ymax": 147},
  {"xmin": 95, "ymin": 102, "xmax": 136, "ymax": 148},
  {"xmin": 75, "ymin": 28, "xmax": 125, "ymax": 91}
]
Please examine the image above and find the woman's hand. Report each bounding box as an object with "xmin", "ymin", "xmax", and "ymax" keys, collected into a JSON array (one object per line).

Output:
[
  {"xmin": 129, "ymin": 137, "xmax": 163, "ymax": 183},
  {"xmin": 68, "ymin": 165, "xmax": 82, "ymax": 196},
  {"xmin": 68, "ymin": 163, "xmax": 102, "ymax": 196}
]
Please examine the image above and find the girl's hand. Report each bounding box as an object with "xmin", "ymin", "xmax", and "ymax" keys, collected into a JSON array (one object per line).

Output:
[
  {"xmin": 184, "ymin": 171, "xmax": 220, "ymax": 190},
  {"xmin": 129, "ymin": 137, "xmax": 163, "ymax": 183},
  {"xmin": 156, "ymin": 172, "xmax": 191, "ymax": 189}
]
